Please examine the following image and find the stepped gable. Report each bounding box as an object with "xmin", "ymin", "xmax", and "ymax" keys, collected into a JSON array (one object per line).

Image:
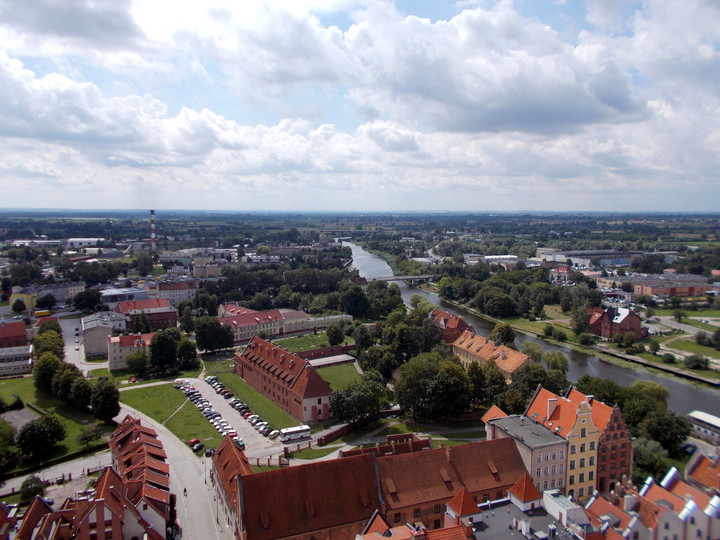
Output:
[
  {"xmin": 238, "ymin": 453, "xmax": 379, "ymax": 540},
  {"xmin": 566, "ymin": 387, "xmax": 613, "ymax": 430},
  {"xmin": 508, "ymin": 472, "xmax": 542, "ymax": 503},
  {"xmin": 447, "ymin": 487, "xmax": 478, "ymax": 517}
]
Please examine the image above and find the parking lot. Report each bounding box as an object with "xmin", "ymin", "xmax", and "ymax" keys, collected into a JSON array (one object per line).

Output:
[{"xmin": 179, "ymin": 377, "xmax": 283, "ymax": 458}]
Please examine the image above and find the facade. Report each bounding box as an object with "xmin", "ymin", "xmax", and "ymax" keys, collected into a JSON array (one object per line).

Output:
[
  {"xmin": 450, "ymin": 329, "xmax": 530, "ymax": 381},
  {"xmin": 9, "ymin": 281, "xmax": 85, "ymax": 311},
  {"xmin": 588, "ymin": 307, "xmax": 648, "ymax": 340},
  {"xmin": 101, "ymin": 287, "xmax": 150, "ymax": 304},
  {"xmin": 235, "ymin": 336, "xmax": 333, "ymax": 423},
  {"xmin": 0, "ymin": 320, "xmax": 32, "ymax": 376},
  {"xmin": 192, "ymin": 263, "xmax": 221, "ymax": 278},
  {"xmin": 81, "ymin": 312, "xmax": 127, "ymax": 356},
  {"xmin": 156, "ymin": 279, "xmax": 198, "ymax": 306},
  {"xmin": 688, "ymin": 410, "xmax": 720, "ymax": 445},
  {"xmin": 115, "ymin": 299, "xmax": 178, "ymax": 331},
  {"xmin": 566, "ymin": 388, "xmax": 633, "ymax": 494},
  {"xmin": 525, "ymin": 386, "xmax": 601, "ymax": 502},
  {"xmin": 484, "ymin": 414, "xmax": 568, "ymax": 494},
  {"xmin": 430, "ymin": 308, "xmax": 473, "ymax": 344},
  {"xmin": 108, "ymin": 332, "xmax": 154, "ymax": 371}
]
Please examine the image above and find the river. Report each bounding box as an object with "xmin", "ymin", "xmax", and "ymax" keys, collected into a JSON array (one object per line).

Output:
[{"xmin": 345, "ymin": 242, "xmax": 720, "ymax": 416}]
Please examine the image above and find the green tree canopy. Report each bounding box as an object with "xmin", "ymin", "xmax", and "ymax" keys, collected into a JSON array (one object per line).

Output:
[
  {"xmin": 35, "ymin": 293, "xmax": 56, "ymax": 310},
  {"xmin": 33, "ymin": 352, "xmax": 63, "ymax": 394},
  {"xmin": 195, "ymin": 316, "xmax": 234, "ymax": 352},
  {"xmin": 330, "ymin": 375, "xmax": 386, "ymax": 424},
  {"xmin": 91, "ymin": 379, "xmax": 120, "ymax": 423},
  {"xmin": 20, "ymin": 475, "xmax": 45, "ymax": 500},
  {"xmin": 72, "ymin": 289, "xmax": 102, "ymax": 312},
  {"xmin": 34, "ymin": 330, "xmax": 65, "ymax": 361},
  {"xmin": 69, "ymin": 377, "xmax": 93, "ymax": 410},
  {"xmin": 176, "ymin": 338, "xmax": 199, "ymax": 370},
  {"xmin": 326, "ymin": 323, "xmax": 345, "ymax": 347},
  {"xmin": 488, "ymin": 322, "xmax": 516, "ymax": 346},
  {"xmin": 126, "ymin": 350, "xmax": 149, "ymax": 378},
  {"xmin": 11, "ymin": 298, "xmax": 26, "ymax": 314},
  {"xmin": 37, "ymin": 319, "xmax": 62, "ymax": 336},
  {"xmin": 149, "ymin": 327, "xmax": 182, "ymax": 370}
]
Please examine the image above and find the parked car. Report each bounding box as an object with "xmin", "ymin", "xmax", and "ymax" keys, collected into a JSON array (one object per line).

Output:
[
  {"xmin": 205, "ymin": 448, "xmax": 214, "ymax": 457},
  {"xmin": 192, "ymin": 442, "xmax": 204, "ymax": 452},
  {"xmin": 268, "ymin": 430, "xmax": 280, "ymax": 440},
  {"xmin": 189, "ymin": 438, "xmax": 200, "ymax": 447},
  {"xmin": 260, "ymin": 426, "xmax": 273, "ymax": 437}
]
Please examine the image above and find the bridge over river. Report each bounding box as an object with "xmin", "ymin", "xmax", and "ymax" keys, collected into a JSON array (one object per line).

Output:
[{"xmin": 367, "ymin": 274, "xmax": 433, "ymax": 284}]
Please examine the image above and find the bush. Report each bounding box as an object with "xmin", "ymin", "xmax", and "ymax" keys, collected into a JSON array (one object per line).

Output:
[
  {"xmin": 543, "ymin": 324, "xmax": 554, "ymax": 337},
  {"xmin": 20, "ymin": 475, "xmax": 45, "ymax": 500},
  {"xmin": 662, "ymin": 353, "xmax": 676, "ymax": 364},
  {"xmin": 552, "ymin": 328, "xmax": 568, "ymax": 341},
  {"xmin": 578, "ymin": 333, "xmax": 595, "ymax": 345},
  {"xmin": 683, "ymin": 355, "xmax": 709, "ymax": 370}
]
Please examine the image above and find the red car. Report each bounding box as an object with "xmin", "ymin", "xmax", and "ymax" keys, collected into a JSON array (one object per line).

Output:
[{"xmin": 189, "ymin": 438, "xmax": 200, "ymax": 447}]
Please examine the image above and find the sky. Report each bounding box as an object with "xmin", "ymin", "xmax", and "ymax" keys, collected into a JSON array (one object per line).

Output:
[{"xmin": 0, "ymin": 0, "xmax": 718, "ymax": 213}]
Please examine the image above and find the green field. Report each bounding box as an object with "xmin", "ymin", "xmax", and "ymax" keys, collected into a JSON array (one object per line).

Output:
[
  {"xmin": 217, "ymin": 373, "xmax": 300, "ymax": 429},
  {"xmin": 273, "ymin": 332, "xmax": 354, "ymax": 353},
  {"xmin": 292, "ymin": 445, "xmax": 342, "ymax": 459},
  {"xmin": 669, "ymin": 340, "xmax": 720, "ymax": 360},
  {"xmin": 119, "ymin": 384, "xmax": 222, "ymax": 448},
  {"xmin": 0, "ymin": 376, "xmax": 113, "ymax": 471},
  {"xmin": 316, "ymin": 363, "xmax": 360, "ymax": 391},
  {"xmin": 89, "ymin": 366, "xmax": 202, "ymax": 385},
  {"xmin": 202, "ymin": 355, "xmax": 236, "ymax": 378},
  {"xmin": 682, "ymin": 319, "xmax": 719, "ymax": 332},
  {"xmin": 655, "ymin": 309, "xmax": 720, "ymax": 318}
]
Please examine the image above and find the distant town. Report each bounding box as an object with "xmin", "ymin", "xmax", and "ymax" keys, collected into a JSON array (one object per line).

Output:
[{"xmin": 0, "ymin": 210, "xmax": 718, "ymax": 540}]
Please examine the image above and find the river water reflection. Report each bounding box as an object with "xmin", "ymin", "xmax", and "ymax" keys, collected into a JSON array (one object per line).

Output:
[{"xmin": 345, "ymin": 242, "xmax": 720, "ymax": 416}]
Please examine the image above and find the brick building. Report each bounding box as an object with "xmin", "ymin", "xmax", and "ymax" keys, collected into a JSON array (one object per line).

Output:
[
  {"xmin": 430, "ymin": 309, "xmax": 473, "ymax": 344},
  {"xmin": 234, "ymin": 336, "xmax": 333, "ymax": 423},
  {"xmin": 450, "ymin": 329, "xmax": 530, "ymax": 381},
  {"xmin": 108, "ymin": 332, "xmax": 154, "ymax": 371},
  {"xmin": 115, "ymin": 298, "xmax": 178, "ymax": 331},
  {"xmin": 588, "ymin": 307, "xmax": 647, "ymax": 340}
]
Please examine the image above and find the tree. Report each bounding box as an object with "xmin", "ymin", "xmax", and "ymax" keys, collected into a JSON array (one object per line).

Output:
[
  {"xmin": 11, "ymin": 298, "xmax": 26, "ymax": 314},
  {"xmin": 510, "ymin": 362, "xmax": 548, "ymax": 397},
  {"xmin": 521, "ymin": 342, "xmax": 544, "ymax": 362},
  {"xmin": 340, "ymin": 285, "xmax": 371, "ymax": 318},
  {"xmin": 195, "ymin": 316, "xmax": 234, "ymax": 352},
  {"xmin": 176, "ymin": 338, "xmax": 199, "ymax": 370},
  {"xmin": 149, "ymin": 328, "xmax": 182, "ymax": 371},
  {"xmin": 33, "ymin": 353, "xmax": 63, "ymax": 393},
  {"xmin": 69, "ymin": 377, "xmax": 93, "ymax": 409},
  {"xmin": 648, "ymin": 340, "xmax": 660, "ymax": 355},
  {"xmin": 570, "ymin": 305, "xmax": 591, "ymax": 336},
  {"xmin": 632, "ymin": 437, "xmax": 670, "ymax": 486},
  {"xmin": 37, "ymin": 319, "xmax": 62, "ymax": 336},
  {"xmin": 34, "ymin": 330, "xmax": 65, "ymax": 361},
  {"xmin": 72, "ymin": 289, "xmax": 102, "ymax": 312},
  {"xmin": 488, "ymin": 322, "xmax": 516, "ymax": 346},
  {"xmin": 672, "ymin": 309, "xmax": 686, "ymax": 322},
  {"xmin": 134, "ymin": 253, "xmax": 154, "ymax": 276},
  {"xmin": 76, "ymin": 425, "xmax": 103, "ymax": 448},
  {"xmin": 51, "ymin": 363, "xmax": 83, "ymax": 402},
  {"xmin": 330, "ymin": 376, "xmax": 385, "ymax": 424},
  {"xmin": 126, "ymin": 350, "xmax": 149, "ymax": 378},
  {"xmin": 20, "ymin": 475, "xmax": 45, "ymax": 500},
  {"xmin": 326, "ymin": 323, "xmax": 344, "ymax": 347},
  {"xmin": 91, "ymin": 379, "xmax": 120, "ymax": 423},
  {"xmin": 179, "ymin": 306, "xmax": 195, "ymax": 334},
  {"xmin": 483, "ymin": 363, "xmax": 508, "ymax": 408},
  {"xmin": 543, "ymin": 351, "xmax": 569, "ymax": 373},
  {"xmin": 35, "ymin": 293, "xmax": 56, "ymax": 310},
  {"xmin": 16, "ymin": 415, "xmax": 66, "ymax": 457},
  {"xmin": 642, "ymin": 409, "xmax": 691, "ymax": 457}
]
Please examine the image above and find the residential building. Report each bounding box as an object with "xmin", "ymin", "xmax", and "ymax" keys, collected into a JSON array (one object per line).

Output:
[
  {"xmin": 80, "ymin": 312, "xmax": 126, "ymax": 356},
  {"xmin": 192, "ymin": 263, "xmax": 221, "ymax": 278},
  {"xmin": 157, "ymin": 279, "xmax": 198, "ymax": 306},
  {"xmin": 430, "ymin": 309, "xmax": 473, "ymax": 344},
  {"xmin": 526, "ymin": 386, "xmax": 601, "ymax": 502},
  {"xmin": 108, "ymin": 332, "xmax": 154, "ymax": 371},
  {"xmin": 483, "ymin": 413, "xmax": 568, "ymax": 493},
  {"xmin": 115, "ymin": 299, "xmax": 178, "ymax": 331},
  {"xmin": 685, "ymin": 449, "xmax": 720, "ymax": 496},
  {"xmin": 339, "ymin": 433, "xmax": 433, "ymax": 458},
  {"xmin": 588, "ymin": 307, "xmax": 648, "ymax": 340},
  {"xmin": 235, "ymin": 336, "xmax": 333, "ymax": 423},
  {"xmin": 101, "ymin": 287, "xmax": 150, "ymax": 305},
  {"xmin": 9, "ymin": 281, "xmax": 85, "ymax": 310},
  {"xmin": 210, "ymin": 437, "xmax": 254, "ymax": 535},
  {"xmin": 450, "ymin": 329, "xmax": 530, "ymax": 381},
  {"xmin": 0, "ymin": 320, "xmax": 32, "ymax": 376},
  {"xmin": 688, "ymin": 410, "xmax": 720, "ymax": 445},
  {"xmin": 566, "ymin": 387, "xmax": 633, "ymax": 494}
]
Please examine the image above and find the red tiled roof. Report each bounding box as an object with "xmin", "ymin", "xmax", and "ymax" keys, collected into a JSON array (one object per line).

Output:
[
  {"xmin": 481, "ymin": 405, "xmax": 508, "ymax": 424},
  {"xmin": 111, "ymin": 332, "xmax": 155, "ymax": 348},
  {"xmin": 566, "ymin": 388, "xmax": 613, "ymax": 431},
  {"xmin": 219, "ymin": 309, "xmax": 285, "ymax": 328},
  {"xmin": 585, "ymin": 494, "xmax": 632, "ymax": 530},
  {"xmin": 525, "ymin": 387, "xmax": 581, "ymax": 437},
  {"xmin": 15, "ymin": 496, "xmax": 54, "ymax": 538},
  {"xmin": 687, "ymin": 455, "xmax": 720, "ymax": 492},
  {"xmin": 212, "ymin": 437, "xmax": 254, "ymax": 519},
  {"xmin": 664, "ymin": 477, "xmax": 711, "ymax": 510},
  {"xmin": 426, "ymin": 527, "xmax": 469, "ymax": 540},
  {"xmin": 239, "ymin": 453, "xmax": 379, "ymax": 540},
  {"xmin": 447, "ymin": 487, "xmax": 478, "ymax": 516},
  {"xmin": 220, "ymin": 303, "xmax": 258, "ymax": 316},
  {"xmin": 0, "ymin": 321, "xmax": 26, "ymax": 340},
  {"xmin": 508, "ymin": 472, "xmax": 542, "ymax": 503},
  {"xmin": 451, "ymin": 330, "xmax": 530, "ymax": 375},
  {"xmin": 115, "ymin": 298, "xmax": 171, "ymax": 313}
]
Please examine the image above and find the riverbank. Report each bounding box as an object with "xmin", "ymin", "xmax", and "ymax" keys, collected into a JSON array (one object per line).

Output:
[{"xmin": 436, "ymin": 295, "xmax": 720, "ymax": 388}]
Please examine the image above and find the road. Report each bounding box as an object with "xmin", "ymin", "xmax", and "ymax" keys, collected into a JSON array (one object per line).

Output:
[
  {"xmin": 56, "ymin": 314, "xmax": 109, "ymax": 375},
  {"xmin": 115, "ymin": 404, "xmax": 233, "ymax": 540}
]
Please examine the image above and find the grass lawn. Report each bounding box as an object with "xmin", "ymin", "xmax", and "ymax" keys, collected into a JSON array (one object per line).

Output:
[
  {"xmin": 542, "ymin": 305, "xmax": 568, "ymax": 320},
  {"xmin": 90, "ymin": 366, "xmax": 202, "ymax": 386},
  {"xmin": 120, "ymin": 384, "xmax": 222, "ymax": 448},
  {"xmin": 202, "ymin": 355, "xmax": 236, "ymax": 378},
  {"xmin": 683, "ymin": 319, "xmax": 719, "ymax": 332},
  {"xmin": 316, "ymin": 363, "xmax": 360, "ymax": 391},
  {"xmin": 655, "ymin": 308, "xmax": 720, "ymax": 318},
  {"xmin": 669, "ymin": 340, "xmax": 720, "ymax": 360},
  {"xmin": 0, "ymin": 377, "xmax": 112, "ymax": 472},
  {"xmin": 433, "ymin": 439, "xmax": 471, "ymax": 447},
  {"xmin": 292, "ymin": 445, "xmax": 343, "ymax": 459},
  {"xmin": 273, "ymin": 332, "xmax": 354, "ymax": 353},
  {"xmin": 217, "ymin": 373, "xmax": 300, "ymax": 429}
]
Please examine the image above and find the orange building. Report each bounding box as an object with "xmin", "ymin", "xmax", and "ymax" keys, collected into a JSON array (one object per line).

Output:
[{"xmin": 451, "ymin": 329, "xmax": 530, "ymax": 380}]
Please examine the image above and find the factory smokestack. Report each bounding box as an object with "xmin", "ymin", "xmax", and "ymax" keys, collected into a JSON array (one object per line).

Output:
[{"xmin": 150, "ymin": 209, "xmax": 156, "ymax": 252}]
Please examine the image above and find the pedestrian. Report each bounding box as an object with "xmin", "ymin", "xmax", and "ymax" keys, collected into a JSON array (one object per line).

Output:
[{"xmin": 183, "ymin": 488, "xmax": 187, "ymax": 496}]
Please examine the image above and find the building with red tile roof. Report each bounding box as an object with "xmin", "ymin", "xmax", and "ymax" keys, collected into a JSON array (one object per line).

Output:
[
  {"xmin": 525, "ymin": 385, "xmax": 600, "ymax": 502},
  {"xmin": 588, "ymin": 307, "xmax": 647, "ymax": 340},
  {"xmin": 219, "ymin": 305, "xmax": 316, "ymax": 343},
  {"xmin": 0, "ymin": 501, "xmax": 18, "ymax": 540},
  {"xmin": 685, "ymin": 450, "xmax": 720, "ymax": 495},
  {"xmin": 566, "ymin": 387, "xmax": 633, "ymax": 494},
  {"xmin": 0, "ymin": 320, "xmax": 27, "ymax": 348},
  {"xmin": 235, "ymin": 336, "xmax": 333, "ymax": 422},
  {"xmin": 508, "ymin": 472, "xmax": 543, "ymax": 511},
  {"xmin": 211, "ymin": 436, "xmax": 254, "ymax": 534},
  {"xmin": 0, "ymin": 319, "xmax": 32, "ymax": 376},
  {"xmin": 107, "ymin": 331, "xmax": 154, "ymax": 371},
  {"xmin": 114, "ymin": 298, "xmax": 177, "ymax": 331},
  {"xmin": 430, "ymin": 309, "xmax": 473, "ymax": 344},
  {"xmin": 450, "ymin": 330, "xmax": 530, "ymax": 381},
  {"xmin": 480, "ymin": 405, "xmax": 507, "ymax": 424},
  {"xmin": 340, "ymin": 433, "xmax": 432, "ymax": 458}
]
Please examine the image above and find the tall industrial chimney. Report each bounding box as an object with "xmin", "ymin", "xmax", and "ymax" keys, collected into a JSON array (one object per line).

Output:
[{"xmin": 150, "ymin": 209, "xmax": 156, "ymax": 252}]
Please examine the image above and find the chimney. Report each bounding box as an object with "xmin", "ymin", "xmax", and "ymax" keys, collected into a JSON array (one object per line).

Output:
[
  {"xmin": 587, "ymin": 395, "xmax": 594, "ymax": 405},
  {"xmin": 150, "ymin": 209, "xmax": 156, "ymax": 252},
  {"xmin": 548, "ymin": 398, "xmax": 558, "ymax": 418}
]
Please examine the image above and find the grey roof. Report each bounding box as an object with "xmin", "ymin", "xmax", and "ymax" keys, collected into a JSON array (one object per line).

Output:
[{"xmin": 489, "ymin": 415, "xmax": 568, "ymax": 449}]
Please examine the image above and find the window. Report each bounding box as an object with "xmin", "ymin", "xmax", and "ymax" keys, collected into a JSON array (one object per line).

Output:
[
  {"xmin": 560, "ymin": 450, "xmax": 565, "ymax": 459},
  {"xmin": 569, "ymin": 475, "xmax": 575, "ymax": 485},
  {"xmin": 580, "ymin": 458, "xmax": 585, "ymax": 468},
  {"xmin": 581, "ymin": 428, "xmax": 586, "ymax": 437},
  {"xmin": 537, "ymin": 468, "xmax": 541, "ymax": 477},
  {"xmin": 551, "ymin": 479, "xmax": 556, "ymax": 489},
  {"xmin": 570, "ymin": 445, "xmax": 576, "ymax": 454},
  {"xmin": 414, "ymin": 509, "xmax": 420, "ymax": 518},
  {"xmin": 570, "ymin": 461, "xmax": 575, "ymax": 470},
  {"xmin": 552, "ymin": 465, "xmax": 556, "ymax": 474},
  {"xmin": 579, "ymin": 473, "xmax": 585, "ymax": 483},
  {"xmin": 543, "ymin": 481, "xmax": 548, "ymax": 490},
  {"xmin": 544, "ymin": 467, "xmax": 549, "ymax": 475},
  {"xmin": 589, "ymin": 471, "xmax": 594, "ymax": 481},
  {"xmin": 559, "ymin": 478, "xmax": 564, "ymax": 487},
  {"xmin": 590, "ymin": 457, "xmax": 595, "ymax": 466},
  {"xmin": 559, "ymin": 464, "xmax": 564, "ymax": 473},
  {"xmin": 317, "ymin": 398, "xmax": 322, "ymax": 405},
  {"xmin": 483, "ymin": 494, "xmax": 490, "ymax": 502},
  {"xmin": 552, "ymin": 452, "xmax": 556, "ymax": 460},
  {"xmin": 434, "ymin": 504, "xmax": 441, "ymax": 514},
  {"xmin": 579, "ymin": 487, "xmax": 584, "ymax": 498},
  {"xmin": 545, "ymin": 454, "xmax": 549, "ymax": 461},
  {"xmin": 590, "ymin": 441, "xmax": 596, "ymax": 451},
  {"xmin": 394, "ymin": 513, "xmax": 401, "ymax": 523},
  {"xmin": 580, "ymin": 443, "xmax": 586, "ymax": 453},
  {"xmin": 537, "ymin": 455, "xmax": 542, "ymax": 463}
]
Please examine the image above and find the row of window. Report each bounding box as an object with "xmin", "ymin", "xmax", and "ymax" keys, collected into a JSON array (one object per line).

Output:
[
  {"xmin": 569, "ymin": 441, "xmax": 596, "ymax": 454},
  {"xmin": 568, "ymin": 471, "xmax": 594, "ymax": 485},
  {"xmin": 536, "ymin": 464, "xmax": 564, "ymax": 477},
  {"xmin": 535, "ymin": 450, "xmax": 565, "ymax": 463},
  {"xmin": 569, "ymin": 456, "xmax": 595, "ymax": 470},
  {"xmin": 534, "ymin": 477, "xmax": 563, "ymax": 492}
]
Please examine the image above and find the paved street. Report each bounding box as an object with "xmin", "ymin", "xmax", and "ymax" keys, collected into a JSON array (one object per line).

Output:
[
  {"xmin": 115, "ymin": 404, "xmax": 233, "ymax": 540},
  {"xmin": 56, "ymin": 314, "xmax": 108, "ymax": 375}
]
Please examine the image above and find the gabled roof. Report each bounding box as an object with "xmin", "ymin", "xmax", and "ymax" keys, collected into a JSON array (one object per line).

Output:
[
  {"xmin": 450, "ymin": 330, "xmax": 529, "ymax": 375},
  {"xmin": 0, "ymin": 320, "xmax": 26, "ymax": 340},
  {"xmin": 239, "ymin": 453, "xmax": 379, "ymax": 540},
  {"xmin": 115, "ymin": 298, "xmax": 171, "ymax": 313},
  {"xmin": 447, "ymin": 487, "xmax": 478, "ymax": 516},
  {"xmin": 15, "ymin": 496, "xmax": 54, "ymax": 538},
  {"xmin": 212, "ymin": 436, "xmax": 254, "ymax": 519},
  {"xmin": 566, "ymin": 387, "xmax": 614, "ymax": 431},
  {"xmin": 219, "ymin": 309, "xmax": 286, "ymax": 328},
  {"xmin": 525, "ymin": 386, "xmax": 593, "ymax": 438},
  {"xmin": 508, "ymin": 472, "xmax": 542, "ymax": 503},
  {"xmin": 687, "ymin": 454, "xmax": 720, "ymax": 493},
  {"xmin": 481, "ymin": 405, "xmax": 508, "ymax": 424}
]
